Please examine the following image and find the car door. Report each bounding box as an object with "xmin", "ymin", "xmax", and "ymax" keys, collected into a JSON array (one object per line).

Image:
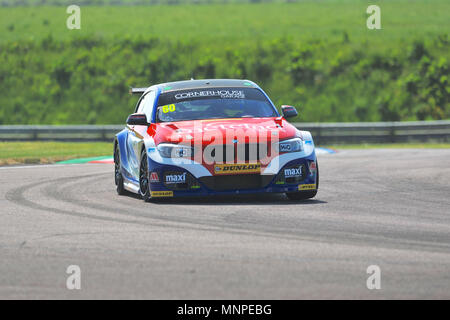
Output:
[{"xmin": 126, "ymin": 90, "xmax": 156, "ymax": 180}]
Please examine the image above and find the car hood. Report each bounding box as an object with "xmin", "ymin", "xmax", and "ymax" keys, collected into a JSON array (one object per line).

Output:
[{"xmin": 149, "ymin": 117, "xmax": 298, "ymax": 146}]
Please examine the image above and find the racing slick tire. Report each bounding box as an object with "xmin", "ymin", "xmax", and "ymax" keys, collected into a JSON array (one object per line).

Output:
[
  {"xmin": 139, "ymin": 151, "xmax": 152, "ymax": 202},
  {"xmin": 285, "ymin": 162, "xmax": 319, "ymax": 200},
  {"xmin": 114, "ymin": 143, "xmax": 125, "ymax": 195}
]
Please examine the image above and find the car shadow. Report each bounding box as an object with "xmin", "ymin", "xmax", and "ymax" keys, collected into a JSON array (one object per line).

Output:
[
  {"xmin": 151, "ymin": 193, "xmax": 327, "ymax": 206},
  {"xmin": 120, "ymin": 189, "xmax": 326, "ymax": 205}
]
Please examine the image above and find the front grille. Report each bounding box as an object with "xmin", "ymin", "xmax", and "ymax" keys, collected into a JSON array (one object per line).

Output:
[
  {"xmin": 208, "ymin": 143, "xmax": 270, "ymax": 163},
  {"xmin": 199, "ymin": 174, "xmax": 274, "ymax": 191}
]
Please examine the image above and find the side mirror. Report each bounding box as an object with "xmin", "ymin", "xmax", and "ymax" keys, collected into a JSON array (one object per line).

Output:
[
  {"xmin": 281, "ymin": 105, "xmax": 298, "ymax": 119},
  {"xmin": 126, "ymin": 113, "xmax": 149, "ymax": 126}
]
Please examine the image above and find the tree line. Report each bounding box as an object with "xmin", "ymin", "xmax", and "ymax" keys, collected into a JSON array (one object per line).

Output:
[{"xmin": 0, "ymin": 34, "xmax": 448, "ymax": 124}]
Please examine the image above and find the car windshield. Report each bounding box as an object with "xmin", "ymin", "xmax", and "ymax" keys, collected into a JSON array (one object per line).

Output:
[{"xmin": 155, "ymin": 87, "xmax": 277, "ymax": 122}]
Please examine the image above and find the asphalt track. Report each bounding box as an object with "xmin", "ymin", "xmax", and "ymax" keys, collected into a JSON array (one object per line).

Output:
[{"xmin": 1, "ymin": 149, "xmax": 449, "ymax": 299}]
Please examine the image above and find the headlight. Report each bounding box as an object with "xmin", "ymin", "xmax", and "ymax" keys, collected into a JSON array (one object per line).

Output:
[
  {"xmin": 157, "ymin": 143, "xmax": 193, "ymax": 158},
  {"xmin": 278, "ymin": 138, "xmax": 303, "ymax": 153}
]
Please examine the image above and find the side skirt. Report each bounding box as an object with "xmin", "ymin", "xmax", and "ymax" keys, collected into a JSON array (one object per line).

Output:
[{"xmin": 123, "ymin": 177, "xmax": 140, "ymax": 194}]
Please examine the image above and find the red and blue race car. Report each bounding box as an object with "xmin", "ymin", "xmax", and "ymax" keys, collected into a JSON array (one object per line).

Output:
[{"xmin": 114, "ymin": 79, "xmax": 318, "ymax": 201}]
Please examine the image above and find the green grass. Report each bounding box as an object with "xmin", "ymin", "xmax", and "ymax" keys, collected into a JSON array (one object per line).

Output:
[
  {"xmin": 0, "ymin": 1, "xmax": 448, "ymax": 125},
  {"xmin": 1, "ymin": 1, "xmax": 449, "ymax": 46},
  {"xmin": 0, "ymin": 141, "xmax": 449, "ymax": 166},
  {"xmin": 0, "ymin": 141, "xmax": 112, "ymax": 165}
]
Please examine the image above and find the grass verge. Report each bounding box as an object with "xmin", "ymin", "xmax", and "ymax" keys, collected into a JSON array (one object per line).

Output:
[
  {"xmin": 0, "ymin": 141, "xmax": 112, "ymax": 165},
  {"xmin": 0, "ymin": 141, "xmax": 449, "ymax": 166}
]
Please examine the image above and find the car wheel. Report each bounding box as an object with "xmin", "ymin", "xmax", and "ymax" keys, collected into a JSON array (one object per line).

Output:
[
  {"xmin": 286, "ymin": 161, "xmax": 319, "ymax": 200},
  {"xmin": 139, "ymin": 151, "xmax": 152, "ymax": 202},
  {"xmin": 114, "ymin": 143, "xmax": 125, "ymax": 195}
]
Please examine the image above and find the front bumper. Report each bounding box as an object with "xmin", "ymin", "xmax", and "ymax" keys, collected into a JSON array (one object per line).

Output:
[{"xmin": 147, "ymin": 156, "xmax": 317, "ymax": 198}]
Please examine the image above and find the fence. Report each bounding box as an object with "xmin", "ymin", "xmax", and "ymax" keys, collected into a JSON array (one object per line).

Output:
[
  {"xmin": 296, "ymin": 120, "xmax": 450, "ymax": 144},
  {"xmin": 0, "ymin": 121, "xmax": 449, "ymax": 144}
]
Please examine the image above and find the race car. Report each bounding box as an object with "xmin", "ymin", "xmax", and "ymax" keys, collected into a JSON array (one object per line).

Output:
[{"xmin": 114, "ymin": 79, "xmax": 318, "ymax": 201}]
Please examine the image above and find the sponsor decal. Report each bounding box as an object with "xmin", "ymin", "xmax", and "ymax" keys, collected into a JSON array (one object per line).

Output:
[
  {"xmin": 309, "ymin": 161, "xmax": 317, "ymax": 175},
  {"xmin": 299, "ymin": 184, "xmax": 316, "ymax": 191},
  {"xmin": 161, "ymin": 104, "xmax": 176, "ymax": 113},
  {"xmin": 214, "ymin": 163, "xmax": 261, "ymax": 175},
  {"xmin": 200, "ymin": 118, "xmax": 243, "ymax": 122},
  {"xmin": 284, "ymin": 166, "xmax": 303, "ymax": 178},
  {"xmin": 279, "ymin": 143, "xmax": 291, "ymax": 152},
  {"xmin": 149, "ymin": 172, "xmax": 159, "ymax": 183},
  {"xmin": 174, "ymin": 90, "xmax": 245, "ymax": 100},
  {"xmin": 165, "ymin": 172, "xmax": 187, "ymax": 184},
  {"xmin": 172, "ymin": 123, "xmax": 279, "ymax": 133},
  {"xmin": 151, "ymin": 191, "xmax": 173, "ymax": 197}
]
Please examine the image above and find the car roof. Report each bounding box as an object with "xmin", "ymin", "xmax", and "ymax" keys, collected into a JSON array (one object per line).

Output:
[{"xmin": 146, "ymin": 79, "xmax": 259, "ymax": 93}]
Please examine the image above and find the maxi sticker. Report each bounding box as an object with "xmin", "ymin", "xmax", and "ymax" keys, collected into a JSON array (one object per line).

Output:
[
  {"xmin": 214, "ymin": 163, "xmax": 261, "ymax": 175},
  {"xmin": 175, "ymin": 90, "xmax": 245, "ymax": 100}
]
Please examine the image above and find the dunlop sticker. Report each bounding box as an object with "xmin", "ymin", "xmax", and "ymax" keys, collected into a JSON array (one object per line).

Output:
[
  {"xmin": 214, "ymin": 163, "xmax": 261, "ymax": 175},
  {"xmin": 299, "ymin": 184, "xmax": 316, "ymax": 191},
  {"xmin": 151, "ymin": 190, "xmax": 174, "ymax": 197}
]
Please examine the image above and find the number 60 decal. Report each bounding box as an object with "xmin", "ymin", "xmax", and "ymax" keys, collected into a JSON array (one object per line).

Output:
[{"xmin": 162, "ymin": 104, "xmax": 176, "ymax": 113}]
